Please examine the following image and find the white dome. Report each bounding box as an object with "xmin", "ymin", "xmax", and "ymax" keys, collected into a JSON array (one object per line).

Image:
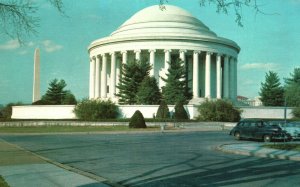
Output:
[{"xmin": 111, "ymin": 5, "xmax": 217, "ymax": 38}]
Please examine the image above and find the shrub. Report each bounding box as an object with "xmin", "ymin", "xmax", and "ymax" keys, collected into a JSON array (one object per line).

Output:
[
  {"xmin": 32, "ymin": 100, "xmax": 52, "ymax": 105},
  {"xmin": 129, "ymin": 110, "xmax": 147, "ymax": 128},
  {"xmin": 0, "ymin": 102, "xmax": 23, "ymax": 119},
  {"xmin": 0, "ymin": 175, "xmax": 10, "ymax": 187},
  {"xmin": 174, "ymin": 102, "xmax": 189, "ymax": 120},
  {"xmin": 74, "ymin": 99, "xmax": 118, "ymax": 120},
  {"xmin": 156, "ymin": 101, "xmax": 170, "ymax": 119},
  {"xmin": 292, "ymin": 106, "xmax": 300, "ymax": 119},
  {"xmin": 197, "ymin": 99, "xmax": 241, "ymax": 122}
]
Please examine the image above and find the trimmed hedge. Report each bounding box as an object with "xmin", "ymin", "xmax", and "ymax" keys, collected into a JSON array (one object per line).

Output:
[
  {"xmin": 174, "ymin": 102, "xmax": 189, "ymax": 120},
  {"xmin": 156, "ymin": 101, "xmax": 170, "ymax": 119},
  {"xmin": 129, "ymin": 110, "xmax": 147, "ymax": 128},
  {"xmin": 74, "ymin": 99, "xmax": 118, "ymax": 120}
]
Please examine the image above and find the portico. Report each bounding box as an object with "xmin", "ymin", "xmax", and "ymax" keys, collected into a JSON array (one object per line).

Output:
[{"xmin": 88, "ymin": 5, "xmax": 240, "ymax": 104}]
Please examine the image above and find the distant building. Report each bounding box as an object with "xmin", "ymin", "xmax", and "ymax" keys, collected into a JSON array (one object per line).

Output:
[
  {"xmin": 237, "ymin": 95, "xmax": 263, "ymax": 107},
  {"xmin": 88, "ymin": 5, "xmax": 240, "ymax": 104}
]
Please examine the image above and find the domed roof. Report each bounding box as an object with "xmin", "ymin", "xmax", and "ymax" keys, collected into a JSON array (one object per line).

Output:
[{"xmin": 111, "ymin": 5, "xmax": 217, "ymax": 38}]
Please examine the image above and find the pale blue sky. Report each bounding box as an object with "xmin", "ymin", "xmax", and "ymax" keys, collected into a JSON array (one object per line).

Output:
[{"xmin": 0, "ymin": 0, "xmax": 299, "ymax": 105}]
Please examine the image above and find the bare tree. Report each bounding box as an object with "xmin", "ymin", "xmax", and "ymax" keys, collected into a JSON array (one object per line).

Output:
[
  {"xmin": 0, "ymin": 0, "xmax": 64, "ymax": 44},
  {"xmin": 160, "ymin": 0, "xmax": 276, "ymax": 27}
]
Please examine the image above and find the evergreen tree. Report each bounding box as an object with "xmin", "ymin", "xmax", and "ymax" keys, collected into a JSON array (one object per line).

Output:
[
  {"xmin": 156, "ymin": 100, "xmax": 170, "ymax": 119},
  {"xmin": 259, "ymin": 71, "xmax": 284, "ymax": 106},
  {"xmin": 40, "ymin": 79, "xmax": 76, "ymax": 105},
  {"xmin": 116, "ymin": 59, "xmax": 151, "ymax": 104},
  {"xmin": 284, "ymin": 68, "xmax": 300, "ymax": 107},
  {"xmin": 129, "ymin": 110, "xmax": 147, "ymax": 128},
  {"xmin": 162, "ymin": 57, "xmax": 191, "ymax": 104},
  {"xmin": 136, "ymin": 76, "xmax": 161, "ymax": 105},
  {"xmin": 174, "ymin": 101, "xmax": 189, "ymax": 120}
]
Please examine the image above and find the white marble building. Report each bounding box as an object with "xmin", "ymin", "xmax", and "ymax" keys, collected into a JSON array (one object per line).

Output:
[{"xmin": 88, "ymin": 5, "xmax": 240, "ymax": 104}]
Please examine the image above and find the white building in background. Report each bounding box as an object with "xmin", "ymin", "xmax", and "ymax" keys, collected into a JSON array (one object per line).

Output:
[{"xmin": 88, "ymin": 5, "xmax": 240, "ymax": 104}]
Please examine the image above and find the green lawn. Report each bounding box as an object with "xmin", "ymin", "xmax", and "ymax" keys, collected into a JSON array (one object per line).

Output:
[
  {"xmin": 0, "ymin": 176, "xmax": 10, "ymax": 187},
  {"xmin": 264, "ymin": 144, "xmax": 300, "ymax": 152},
  {"xmin": 0, "ymin": 125, "xmax": 160, "ymax": 133}
]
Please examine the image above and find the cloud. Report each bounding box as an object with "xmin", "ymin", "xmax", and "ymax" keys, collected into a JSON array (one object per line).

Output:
[
  {"xmin": 240, "ymin": 63, "xmax": 280, "ymax": 71},
  {"xmin": 41, "ymin": 40, "xmax": 63, "ymax": 52},
  {"xmin": 0, "ymin": 40, "xmax": 20, "ymax": 50}
]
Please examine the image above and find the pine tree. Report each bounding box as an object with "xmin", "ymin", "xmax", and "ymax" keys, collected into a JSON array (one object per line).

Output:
[
  {"xmin": 40, "ymin": 79, "xmax": 76, "ymax": 105},
  {"xmin": 285, "ymin": 68, "xmax": 300, "ymax": 107},
  {"xmin": 259, "ymin": 71, "xmax": 284, "ymax": 106},
  {"xmin": 116, "ymin": 59, "xmax": 151, "ymax": 104},
  {"xmin": 136, "ymin": 76, "xmax": 162, "ymax": 104},
  {"xmin": 162, "ymin": 57, "xmax": 191, "ymax": 104}
]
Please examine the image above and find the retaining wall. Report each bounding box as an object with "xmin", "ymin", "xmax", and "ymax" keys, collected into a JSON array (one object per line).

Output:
[{"xmin": 11, "ymin": 105, "xmax": 294, "ymax": 120}]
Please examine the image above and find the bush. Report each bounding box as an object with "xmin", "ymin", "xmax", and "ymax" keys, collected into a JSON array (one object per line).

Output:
[
  {"xmin": 129, "ymin": 110, "xmax": 147, "ymax": 128},
  {"xmin": 74, "ymin": 99, "xmax": 118, "ymax": 120},
  {"xmin": 0, "ymin": 102, "xmax": 23, "ymax": 119},
  {"xmin": 0, "ymin": 175, "xmax": 10, "ymax": 187},
  {"xmin": 32, "ymin": 100, "xmax": 52, "ymax": 105},
  {"xmin": 292, "ymin": 106, "xmax": 300, "ymax": 119},
  {"xmin": 174, "ymin": 102, "xmax": 189, "ymax": 120},
  {"xmin": 156, "ymin": 101, "xmax": 170, "ymax": 119},
  {"xmin": 197, "ymin": 99, "xmax": 241, "ymax": 122}
]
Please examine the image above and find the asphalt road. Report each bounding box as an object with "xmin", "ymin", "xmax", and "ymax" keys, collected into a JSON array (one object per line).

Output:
[{"xmin": 1, "ymin": 131, "xmax": 300, "ymax": 187}]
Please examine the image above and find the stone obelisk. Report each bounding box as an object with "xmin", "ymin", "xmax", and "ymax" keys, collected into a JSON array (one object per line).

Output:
[{"xmin": 32, "ymin": 48, "xmax": 41, "ymax": 102}]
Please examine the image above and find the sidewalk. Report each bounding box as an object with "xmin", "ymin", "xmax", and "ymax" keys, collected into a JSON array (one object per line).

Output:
[
  {"xmin": 0, "ymin": 139, "xmax": 113, "ymax": 187},
  {"xmin": 218, "ymin": 142, "xmax": 300, "ymax": 161}
]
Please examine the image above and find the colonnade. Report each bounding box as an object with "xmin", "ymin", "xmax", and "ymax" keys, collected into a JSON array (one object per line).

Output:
[{"xmin": 89, "ymin": 49, "xmax": 237, "ymax": 103}]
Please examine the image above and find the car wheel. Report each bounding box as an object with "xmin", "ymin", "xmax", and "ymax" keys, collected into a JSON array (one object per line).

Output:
[
  {"xmin": 234, "ymin": 132, "xmax": 241, "ymax": 140},
  {"xmin": 263, "ymin": 135, "xmax": 271, "ymax": 142}
]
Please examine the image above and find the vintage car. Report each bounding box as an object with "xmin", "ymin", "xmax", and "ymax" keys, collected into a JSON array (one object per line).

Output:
[{"xmin": 230, "ymin": 119, "xmax": 292, "ymax": 142}]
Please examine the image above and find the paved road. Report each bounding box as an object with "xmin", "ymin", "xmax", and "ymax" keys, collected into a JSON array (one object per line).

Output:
[{"xmin": 1, "ymin": 131, "xmax": 300, "ymax": 187}]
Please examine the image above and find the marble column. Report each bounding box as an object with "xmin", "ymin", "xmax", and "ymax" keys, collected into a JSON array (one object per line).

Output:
[
  {"xmin": 89, "ymin": 57, "xmax": 96, "ymax": 99},
  {"xmin": 149, "ymin": 49, "xmax": 156, "ymax": 77},
  {"xmin": 122, "ymin": 51, "xmax": 127, "ymax": 65},
  {"xmin": 110, "ymin": 52, "xmax": 116, "ymax": 98},
  {"xmin": 229, "ymin": 57, "xmax": 235, "ymax": 100},
  {"xmin": 205, "ymin": 52, "xmax": 212, "ymax": 98},
  {"xmin": 216, "ymin": 54, "xmax": 222, "ymax": 99},
  {"xmin": 223, "ymin": 55, "xmax": 229, "ymax": 98},
  {"xmin": 101, "ymin": 53, "xmax": 107, "ymax": 98},
  {"xmin": 135, "ymin": 49, "xmax": 141, "ymax": 61},
  {"xmin": 234, "ymin": 58, "xmax": 238, "ymax": 101},
  {"xmin": 193, "ymin": 51, "xmax": 200, "ymax": 98},
  {"xmin": 95, "ymin": 55, "xmax": 101, "ymax": 98},
  {"xmin": 116, "ymin": 55, "xmax": 121, "ymax": 94},
  {"xmin": 179, "ymin": 50, "xmax": 187, "ymax": 62},
  {"xmin": 164, "ymin": 49, "xmax": 171, "ymax": 70}
]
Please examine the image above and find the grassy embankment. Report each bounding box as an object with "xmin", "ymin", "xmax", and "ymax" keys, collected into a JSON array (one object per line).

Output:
[
  {"xmin": 0, "ymin": 125, "xmax": 160, "ymax": 133},
  {"xmin": 264, "ymin": 144, "xmax": 300, "ymax": 151}
]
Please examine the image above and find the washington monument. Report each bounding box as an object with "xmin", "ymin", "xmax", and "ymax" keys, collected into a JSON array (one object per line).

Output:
[{"xmin": 32, "ymin": 48, "xmax": 41, "ymax": 102}]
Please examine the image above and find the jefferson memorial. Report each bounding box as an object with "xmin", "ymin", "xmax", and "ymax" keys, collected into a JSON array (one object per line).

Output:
[{"xmin": 88, "ymin": 5, "xmax": 240, "ymax": 104}]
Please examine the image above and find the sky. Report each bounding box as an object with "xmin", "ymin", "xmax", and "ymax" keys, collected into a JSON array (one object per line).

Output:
[{"xmin": 0, "ymin": 0, "xmax": 300, "ymax": 105}]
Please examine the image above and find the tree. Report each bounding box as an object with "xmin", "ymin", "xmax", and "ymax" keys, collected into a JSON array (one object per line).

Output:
[
  {"xmin": 259, "ymin": 71, "xmax": 284, "ymax": 106},
  {"xmin": 162, "ymin": 57, "xmax": 191, "ymax": 104},
  {"xmin": 156, "ymin": 100, "xmax": 170, "ymax": 119},
  {"xmin": 160, "ymin": 0, "xmax": 273, "ymax": 27},
  {"xmin": 39, "ymin": 79, "xmax": 76, "ymax": 105},
  {"xmin": 116, "ymin": 60, "xmax": 151, "ymax": 104},
  {"xmin": 0, "ymin": 0, "xmax": 64, "ymax": 43},
  {"xmin": 136, "ymin": 76, "xmax": 162, "ymax": 105},
  {"xmin": 174, "ymin": 102, "xmax": 189, "ymax": 120},
  {"xmin": 285, "ymin": 68, "xmax": 300, "ymax": 107}
]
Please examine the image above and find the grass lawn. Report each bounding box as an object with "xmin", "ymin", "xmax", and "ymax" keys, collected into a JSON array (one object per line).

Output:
[
  {"xmin": 264, "ymin": 144, "xmax": 300, "ymax": 152},
  {"xmin": 0, "ymin": 175, "xmax": 10, "ymax": 187},
  {"xmin": 0, "ymin": 125, "xmax": 160, "ymax": 133}
]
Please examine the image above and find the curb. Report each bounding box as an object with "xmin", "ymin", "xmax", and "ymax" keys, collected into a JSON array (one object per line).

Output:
[
  {"xmin": 217, "ymin": 143, "xmax": 300, "ymax": 162},
  {"xmin": 0, "ymin": 138, "xmax": 125, "ymax": 187}
]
